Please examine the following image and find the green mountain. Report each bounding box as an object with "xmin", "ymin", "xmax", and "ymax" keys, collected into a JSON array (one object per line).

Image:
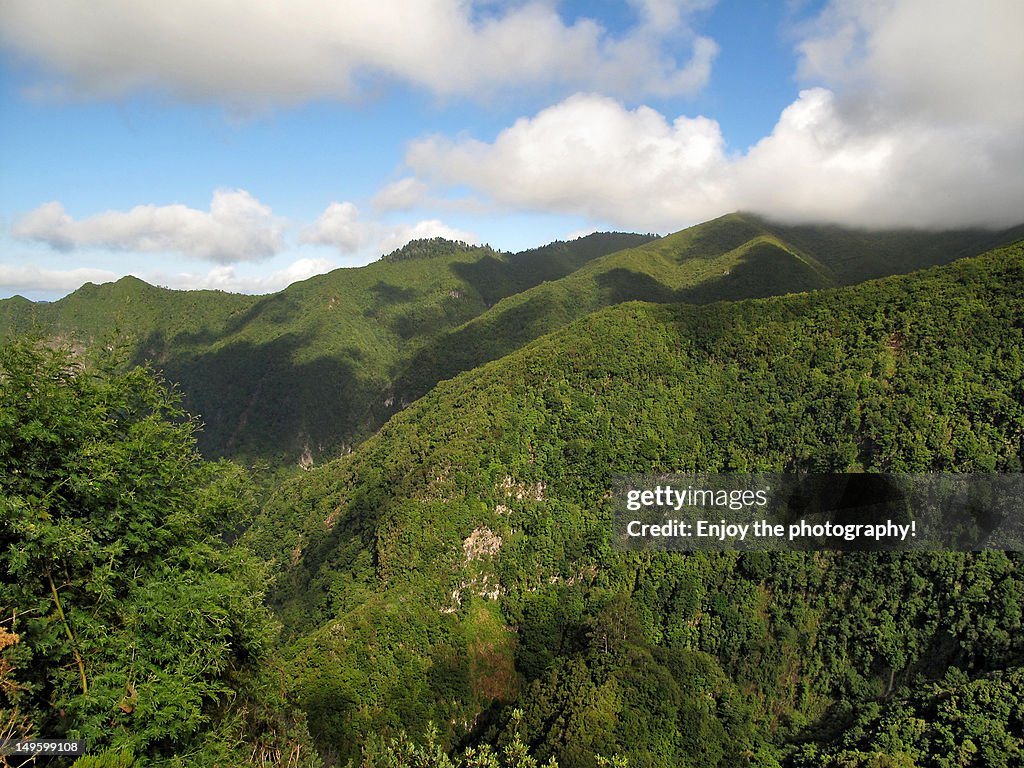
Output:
[
  {"xmin": 248, "ymin": 239, "xmax": 1024, "ymax": 766},
  {"xmin": 0, "ymin": 233, "xmax": 652, "ymax": 464},
  {"xmin": 5, "ymin": 217, "xmax": 1020, "ymax": 470},
  {"xmin": 393, "ymin": 212, "xmax": 1024, "ymax": 402},
  {"xmin": 4, "ymin": 217, "xmax": 1024, "ymax": 766}
]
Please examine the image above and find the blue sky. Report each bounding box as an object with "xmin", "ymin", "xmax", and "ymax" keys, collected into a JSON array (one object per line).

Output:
[{"xmin": 1, "ymin": 0, "xmax": 1022, "ymax": 300}]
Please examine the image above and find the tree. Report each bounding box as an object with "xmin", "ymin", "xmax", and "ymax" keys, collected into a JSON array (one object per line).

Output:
[{"xmin": 0, "ymin": 338, "xmax": 314, "ymax": 764}]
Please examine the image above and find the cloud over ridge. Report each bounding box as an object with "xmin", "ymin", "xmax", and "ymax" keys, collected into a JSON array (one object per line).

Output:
[
  {"xmin": 301, "ymin": 200, "xmax": 478, "ymax": 256},
  {"xmin": 404, "ymin": 0, "xmax": 1024, "ymax": 231}
]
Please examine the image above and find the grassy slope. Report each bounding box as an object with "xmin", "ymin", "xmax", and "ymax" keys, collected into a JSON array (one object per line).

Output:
[{"xmin": 252, "ymin": 240, "xmax": 1024, "ymax": 764}]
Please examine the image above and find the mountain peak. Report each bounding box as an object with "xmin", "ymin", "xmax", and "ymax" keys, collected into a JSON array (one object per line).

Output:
[{"xmin": 380, "ymin": 237, "xmax": 487, "ymax": 263}]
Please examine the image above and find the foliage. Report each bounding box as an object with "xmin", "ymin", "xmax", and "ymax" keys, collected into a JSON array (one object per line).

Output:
[
  {"xmin": 390, "ymin": 214, "xmax": 1024, "ymax": 409},
  {"xmin": 71, "ymin": 750, "xmax": 138, "ymax": 767},
  {"xmin": 255, "ymin": 240, "xmax": 1024, "ymax": 765},
  {"xmin": 0, "ymin": 338, "xmax": 317, "ymax": 766},
  {"xmin": 4, "ymin": 219, "xmax": 1024, "ymax": 766},
  {"xmin": 360, "ymin": 712, "xmax": 563, "ymax": 768},
  {"xmin": 3, "ymin": 218, "xmax": 1017, "ymax": 468},
  {"xmin": 381, "ymin": 238, "xmax": 495, "ymax": 263},
  {"xmin": 0, "ymin": 235, "xmax": 650, "ymax": 466}
]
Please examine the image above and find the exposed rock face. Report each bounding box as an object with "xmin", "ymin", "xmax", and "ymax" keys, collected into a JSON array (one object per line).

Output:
[
  {"xmin": 299, "ymin": 444, "xmax": 314, "ymax": 470},
  {"xmin": 499, "ymin": 476, "xmax": 545, "ymax": 501},
  {"xmin": 463, "ymin": 526, "xmax": 502, "ymax": 562}
]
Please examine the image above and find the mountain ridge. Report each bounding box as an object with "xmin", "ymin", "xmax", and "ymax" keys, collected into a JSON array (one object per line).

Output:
[
  {"xmin": 249, "ymin": 237, "xmax": 1024, "ymax": 765},
  {"xmin": 2, "ymin": 216, "xmax": 1021, "ymax": 467}
]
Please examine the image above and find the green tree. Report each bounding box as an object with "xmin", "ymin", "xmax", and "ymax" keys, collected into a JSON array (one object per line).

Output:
[{"xmin": 0, "ymin": 338, "xmax": 315, "ymax": 765}]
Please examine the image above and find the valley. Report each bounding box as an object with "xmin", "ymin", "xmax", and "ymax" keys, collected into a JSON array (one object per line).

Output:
[{"xmin": 2, "ymin": 216, "xmax": 1023, "ymax": 767}]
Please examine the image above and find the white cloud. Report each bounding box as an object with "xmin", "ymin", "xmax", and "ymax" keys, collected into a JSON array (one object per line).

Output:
[
  {"xmin": 561, "ymin": 227, "xmax": 599, "ymax": 241},
  {"xmin": 12, "ymin": 190, "xmax": 285, "ymax": 262},
  {"xmin": 0, "ymin": 256, "xmax": 337, "ymax": 298},
  {"xmin": 731, "ymin": 88, "xmax": 1024, "ymax": 229},
  {"xmin": 796, "ymin": 0, "xmax": 1024, "ymax": 127},
  {"xmin": 0, "ymin": 263, "xmax": 118, "ymax": 293},
  {"xmin": 302, "ymin": 200, "xmax": 478, "ymax": 257},
  {"xmin": 402, "ymin": 1, "xmax": 1024, "ymax": 231},
  {"xmin": 376, "ymin": 220, "xmax": 479, "ymax": 256},
  {"xmin": 372, "ymin": 178, "xmax": 430, "ymax": 212},
  {"xmin": 163, "ymin": 257, "xmax": 337, "ymax": 293},
  {"xmin": 744, "ymin": 0, "xmax": 1024, "ymax": 227},
  {"xmin": 300, "ymin": 201, "xmax": 367, "ymax": 252},
  {"xmin": 406, "ymin": 93, "xmax": 731, "ymax": 230},
  {"xmin": 0, "ymin": 0, "xmax": 717, "ymax": 105}
]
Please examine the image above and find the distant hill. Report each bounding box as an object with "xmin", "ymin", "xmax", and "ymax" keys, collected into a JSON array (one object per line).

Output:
[
  {"xmin": 0, "ymin": 233, "xmax": 653, "ymax": 464},
  {"xmin": 251, "ymin": 239, "xmax": 1024, "ymax": 765},
  {"xmin": 393, "ymin": 212, "xmax": 1024, "ymax": 402},
  {"xmin": 2, "ymin": 215, "xmax": 1020, "ymax": 467}
]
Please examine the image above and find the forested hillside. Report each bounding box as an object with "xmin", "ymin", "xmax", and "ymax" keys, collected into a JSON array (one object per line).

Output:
[
  {"xmin": 3, "ymin": 223, "xmax": 1023, "ymax": 767},
  {"xmin": 2, "ymin": 217, "xmax": 1019, "ymax": 469},
  {"xmin": 0, "ymin": 234, "xmax": 651, "ymax": 465},
  {"xmin": 387, "ymin": 213, "xmax": 1024, "ymax": 408},
  {"xmin": 248, "ymin": 240, "xmax": 1024, "ymax": 766}
]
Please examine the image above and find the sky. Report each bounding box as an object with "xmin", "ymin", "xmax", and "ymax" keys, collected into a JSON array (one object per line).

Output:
[{"xmin": 1, "ymin": 0, "xmax": 1022, "ymax": 301}]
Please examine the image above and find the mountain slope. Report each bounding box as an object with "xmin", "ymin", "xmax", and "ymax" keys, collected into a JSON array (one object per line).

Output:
[
  {"xmin": 251, "ymin": 240, "xmax": 1024, "ymax": 765},
  {"xmin": 0, "ymin": 234, "xmax": 652, "ymax": 463},
  {"xmin": 4, "ymin": 216, "xmax": 1019, "ymax": 467},
  {"xmin": 393, "ymin": 213, "xmax": 1023, "ymax": 403},
  {"xmin": 0, "ymin": 275, "xmax": 260, "ymax": 347}
]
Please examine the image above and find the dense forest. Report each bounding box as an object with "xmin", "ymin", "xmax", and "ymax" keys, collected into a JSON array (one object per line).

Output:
[
  {"xmin": 0, "ymin": 231, "xmax": 654, "ymax": 468},
  {"xmin": 1, "ymin": 215, "xmax": 1019, "ymax": 467},
  {"xmin": 2, "ymin": 219, "xmax": 1023, "ymax": 766}
]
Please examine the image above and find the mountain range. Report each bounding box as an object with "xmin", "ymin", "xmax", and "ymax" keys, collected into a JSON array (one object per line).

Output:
[
  {"xmin": 3, "ymin": 213, "xmax": 1024, "ymax": 766},
  {"xmin": 243, "ymin": 231, "xmax": 1024, "ymax": 765},
  {"xmin": 2, "ymin": 213, "xmax": 1021, "ymax": 469}
]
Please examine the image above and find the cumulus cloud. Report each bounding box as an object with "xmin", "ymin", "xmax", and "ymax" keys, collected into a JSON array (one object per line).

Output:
[
  {"xmin": 403, "ymin": 1, "xmax": 1024, "ymax": 230},
  {"xmin": 407, "ymin": 93, "xmax": 729, "ymax": 229},
  {"xmin": 796, "ymin": 0, "xmax": 1024, "ymax": 127},
  {"xmin": 732, "ymin": 88, "xmax": 1024, "ymax": 228},
  {"xmin": 0, "ymin": 0, "xmax": 717, "ymax": 105},
  {"xmin": 300, "ymin": 201, "xmax": 367, "ymax": 252},
  {"xmin": 0, "ymin": 263, "xmax": 119, "ymax": 293},
  {"xmin": 0, "ymin": 256, "xmax": 336, "ymax": 298},
  {"xmin": 12, "ymin": 190, "xmax": 285, "ymax": 262},
  {"xmin": 165, "ymin": 257, "xmax": 337, "ymax": 293},
  {"xmin": 372, "ymin": 178, "xmax": 430, "ymax": 212},
  {"xmin": 376, "ymin": 220, "xmax": 479, "ymax": 255},
  {"xmin": 301, "ymin": 200, "xmax": 478, "ymax": 257}
]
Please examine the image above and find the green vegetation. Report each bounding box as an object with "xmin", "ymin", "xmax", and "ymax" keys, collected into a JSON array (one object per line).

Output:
[
  {"xmin": 0, "ymin": 234, "xmax": 652, "ymax": 466},
  {"xmin": 381, "ymin": 238, "xmax": 486, "ymax": 262},
  {"xmin": 390, "ymin": 213, "xmax": 1024, "ymax": 406},
  {"xmin": 3, "ymin": 219, "xmax": 1017, "ymax": 469},
  {"xmin": 0, "ymin": 339, "xmax": 318, "ymax": 766},
  {"xmin": 252, "ymin": 239, "xmax": 1024, "ymax": 766},
  {"xmin": 3, "ymin": 217, "xmax": 1023, "ymax": 767}
]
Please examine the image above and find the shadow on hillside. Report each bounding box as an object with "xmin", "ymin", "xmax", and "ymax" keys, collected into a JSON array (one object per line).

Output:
[
  {"xmin": 394, "ymin": 242, "xmax": 834, "ymax": 408},
  {"xmin": 452, "ymin": 255, "xmax": 517, "ymax": 306},
  {"xmin": 134, "ymin": 292, "xmax": 307, "ymax": 357},
  {"xmin": 595, "ymin": 268, "xmax": 676, "ymax": 304},
  {"xmin": 367, "ymin": 280, "xmax": 419, "ymax": 305},
  {"xmin": 142, "ymin": 331, "xmax": 371, "ymax": 464},
  {"xmin": 451, "ymin": 232, "xmax": 659, "ymax": 307}
]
